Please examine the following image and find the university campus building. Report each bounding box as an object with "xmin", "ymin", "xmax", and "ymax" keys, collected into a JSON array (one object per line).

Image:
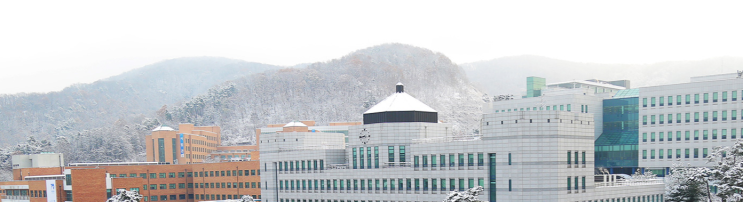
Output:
[
  {"xmin": 0, "ymin": 124, "xmax": 264, "ymax": 202},
  {"xmin": 260, "ymin": 83, "xmax": 665, "ymax": 202}
]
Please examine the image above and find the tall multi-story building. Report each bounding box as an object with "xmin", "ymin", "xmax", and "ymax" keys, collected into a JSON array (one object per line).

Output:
[
  {"xmin": 261, "ymin": 83, "xmax": 664, "ymax": 202},
  {"xmin": 638, "ymin": 73, "xmax": 743, "ymax": 173}
]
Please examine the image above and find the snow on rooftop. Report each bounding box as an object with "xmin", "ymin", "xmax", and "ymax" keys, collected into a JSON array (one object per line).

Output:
[
  {"xmin": 364, "ymin": 92, "xmax": 437, "ymax": 114},
  {"xmin": 284, "ymin": 121, "xmax": 307, "ymax": 127},
  {"xmin": 152, "ymin": 125, "xmax": 175, "ymax": 131},
  {"xmin": 547, "ymin": 80, "xmax": 626, "ymax": 90}
]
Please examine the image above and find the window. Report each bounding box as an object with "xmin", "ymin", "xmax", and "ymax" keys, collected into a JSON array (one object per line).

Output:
[
  {"xmin": 677, "ymin": 149, "xmax": 681, "ymax": 158},
  {"xmin": 468, "ymin": 154, "xmax": 474, "ymax": 166},
  {"xmin": 668, "ymin": 96, "xmax": 673, "ymax": 106},
  {"xmin": 733, "ymin": 110, "xmax": 738, "ymax": 120},
  {"xmin": 643, "ymin": 116, "xmax": 647, "ymax": 125},
  {"xmin": 695, "ymin": 130, "xmax": 700, "ymax": 140},
  {"xmin": 695, "ymin": 94, "xmax": 700, "ymax": 104},
  {"xmin": 478, "ymin": 153, "xmax": 484, "ymax": 166},
  {"xmin": 642, "ymin": 133, "xmax": 647, "ymax": 142},
  {"xmin": 643, "ymin": 98, "xmax": 648, "ymax": 107},
  {"xmin": 388, "ymin": 146, "xmax": 394, "ymax": 162},
  {"xmin": 567, "ymin": 151, "xmax": 572, "ymax": 164},
  {"xmin": 651, "ymin": 97, "xmax": 656, "ymax": 107},
  {"xmin": 399, "ymin": 146, "xmax": 406, "ymax": 162},
  {"xmin": 582, "ymin": 152, "xmax": 586, "ymax": 165},
  {"xmin": 713, "ymin": 92, "xmax": 718, "ymax": 102},
  {"xmin": 677, "ymin": 113, "xmax": 681, "ymax": 123},
  {"xmin": 733, "ymin": 129, "xmax": 737, "ymax": 139},
  {"xmin": 723, "ymin": 91, "xmax": 728, "ymax": 102},
  {"xmin": 567, "ymin": 104, "xmax": 571, "ymax": 112},
  {"xmin": 449, "ymin": 154, "xmax": 455, "ymax": 167},
  {"xmin": 651, "ymin": 132, "xmax": 655, "ymax": 142},
  {"xmin": 686, "ymin": 113, "xmax": 691, "ymax": 123},
  {"xmin": 560, "ymin": 105, "xmax": 564, "ymax": 111},
  {"xmin": 703, "ymin": 148, "xmax": 708, "ymax": 158},
  {"xmin": 414, "ymin": 156, "xmax": 419, "ymax": 168},
  {"xmin": 668, "ymin": 114, "xmax": 672, "ymax": 124},
  {"xmin": 508, "ymin": 153, "xmax": 511, "ymax": 165},
  {"xmin": 685, "ymin": 149, "xmax": 690, "ymax": 158},
  {"xmin": 353, "ymin": 148, "xmax": 357, "ymax": 169},
  {"xmin": 668, "ymin": 131, "xmax": 673, "ymax": 141},
  {"xmin": 642, "ymin": 150, "xmax": 647, "ymax": 159},
  {"xmin": 458, "ymin": 154, "xmax": 465, "ymax": 166},
  {"xmin": 159, "ymin": 173, "xmax": 166, "ymax": 178},
  {"xmin": 677, "ymin": 131, "xmax": 682, "ymax": 141},
  {"xmin": 668, "ymin": 149, "xmax": 673, "ymax": 159},
  {"xmin": 694, "ymin": 148, "xmax": 699, "ymax": 158},
  {"xmin": 723, "ymin": 111, "xmax": 728, "ymax": 121},
  {"xmin": 713, "ymin": 111, "xmax": 717, "ymax": 121},
  {"xmin": 686, "ymin": 131, "xmax": 691, "ymax": 140},
  {"xmin": 659, "ymin": 149, "xmax": 664, "ymax": 159},
  {"xmin": 567, "ymin": 177, "xmax": 571, "ymax": 190},
  {"xmin": 374, "ymin": 146, "xmax": 379, "ymax": 168},
  {"xmin": 695, "ymin": 112, "xmax": 700, "ymax": 122},
  {"xmin": 734, "ymin": 91, "xmax": 738, "ymax": 101},
  {"xmin": 651, "ymin": 115, "xmax": 656, "ymax": 124},
  {"xmin": 703, "ymin": 130, "xmax": 708, "ymax": 140},
  {"xmin": 704, "ymin": 93, "xmax": 709, "ymax": 103},
  {"xmin": 659, "ymin": 96, "xmax": 665, "ymax": 106},
  {"xmin": 659, "ymin": 132, "xmax": 664, "ymax": 142},
  {"xmin": 440, "ymin": 155, "xmax": 446, "ymax": 167},
  {"xmin": 651, "ymin": 150, "xmax": 655, "ymax": 159}
]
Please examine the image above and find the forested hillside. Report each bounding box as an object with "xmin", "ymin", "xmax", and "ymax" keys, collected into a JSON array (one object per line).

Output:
[
  {"xmin": 160, "ymin": 44, "xmax": 485, "ymax": 144},
  {"xmin": 0, "ymin": 57, "xmax": 281, "ymax": 146}
]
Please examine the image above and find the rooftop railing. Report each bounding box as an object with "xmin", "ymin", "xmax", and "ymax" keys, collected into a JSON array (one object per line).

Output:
[{"xmin": 412, "ymin": 134, "xmax": 482, "ymax": 144}]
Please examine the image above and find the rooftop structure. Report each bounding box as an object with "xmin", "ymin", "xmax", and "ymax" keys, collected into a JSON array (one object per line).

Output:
[{"xmin": 363, "ymin": 83, "xmax": 438, "ymax": 124}]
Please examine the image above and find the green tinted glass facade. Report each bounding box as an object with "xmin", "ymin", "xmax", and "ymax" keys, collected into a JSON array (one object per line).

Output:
[
  {"xmin": 526, "ymin": 76, "xmax": 546, "ymax": 98},
  {"xmin": 595, "ymin": 97, "xmax": 639, "ymax": 174}
]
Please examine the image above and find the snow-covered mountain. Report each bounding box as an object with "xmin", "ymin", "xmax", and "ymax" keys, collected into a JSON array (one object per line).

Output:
[
  {"xmin": 160, "ymin": 43, "xmax": 485, "ymax": 144},
  {"xmin": 0, "ymin": 57, "xmax": 281, "ymax": 146}
]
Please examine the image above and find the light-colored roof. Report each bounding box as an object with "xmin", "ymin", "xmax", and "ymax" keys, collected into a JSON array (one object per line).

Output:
[
  {"xmin": 152, "ymin": 125, "xmax": 175, "ymax": 131},
  {"xmin": 284, "ymin": 121, "xmax": 307, "ymax": 127},
  {"xmin": 547, "ymin": 80, "xmax": 626, "ymax": 90},
  {"xmin": 364, "ymin": 92, "xmax": 437, "ymax": 114}
]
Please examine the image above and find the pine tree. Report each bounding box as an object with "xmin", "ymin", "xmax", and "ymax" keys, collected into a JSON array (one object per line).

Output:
[{"xmin": 665, "ymin": 164, "xmax": 707, "ymax": 202}]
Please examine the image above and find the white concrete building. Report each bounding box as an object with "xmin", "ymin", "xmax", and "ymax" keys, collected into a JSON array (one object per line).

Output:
[
  {"xmin": 639, "ymin": 73, "xmax": 743, "ymax": 170},
  {"xmin": 260, "ymin": 84, "xmax": 664, "ymax": 202}
]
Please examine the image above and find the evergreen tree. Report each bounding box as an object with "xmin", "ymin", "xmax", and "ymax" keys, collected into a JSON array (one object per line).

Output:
[{"xmin": 665, "ymin": 164, "xmax": 708, "ymax": 202}]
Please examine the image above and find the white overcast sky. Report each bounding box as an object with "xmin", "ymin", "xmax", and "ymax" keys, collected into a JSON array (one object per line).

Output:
[{"xmin": 1, "ymin": 0, "xmax": 742, "ymax": 94}]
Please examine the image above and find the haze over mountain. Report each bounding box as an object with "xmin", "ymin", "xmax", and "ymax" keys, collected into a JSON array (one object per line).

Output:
[
  {"xmin": 462, "ymin": 55, "xmax": 743, "ymax": 98},
  {"xmin": 0, "ymin": 57, "xmax": 281, "ymax": 146},
  {"xmin": 158, "ymin": 44, "xmax": 485, "ymax": 144}
]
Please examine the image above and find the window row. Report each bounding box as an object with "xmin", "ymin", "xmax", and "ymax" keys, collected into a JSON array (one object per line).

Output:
[
  {"xmin": 142, "ymin": 194, "xmax": 261, "ymax": 201},
  {"xmin": 566, "ymin": 176, "xmax": 587, "ymax": 191},
  {"xmin": 592, "ymin": 194, "xmax": 663, "ymax": 202},
  {"xmin": 567, "ymin": 151, "xmax": 587, "ymax": 166},
  {"xmin": 279, "ymin": 178, "xmax": 486, "ymax": 192},
  {"xmin": 643, "ymin": 91, "xmax": 740, "ymax": 107},
  {"xmin": 494, "ymin": 104, "xmax": 589, "ymax": 113},
  {"xmin": 642, "ymin": 148, "xmax": 718, "ymax": 159},
  {"xmin": 642, "ymin": 128, "xmax": 741, "ymax": 142},
  {"xmin": 142, "ymin": 182, "xmax": 260, "ymax": 190},
  {"xmin": 352, "ymin": 146, "xmax": 385, "ymax": 169},
  {"xmin": 642, "ymin": 110, "xmax": 743, "ymax": 125},
  {"xmin": 278, "ymin": 160, "xmax": 325, "ymax": 172},
  {"xmin": 414, "ymin": 153, "xmax": 485, "ymax": 168},
  {"xmin": 112, "ymin": 169, "xmax": 260, "ymax": 179}
]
